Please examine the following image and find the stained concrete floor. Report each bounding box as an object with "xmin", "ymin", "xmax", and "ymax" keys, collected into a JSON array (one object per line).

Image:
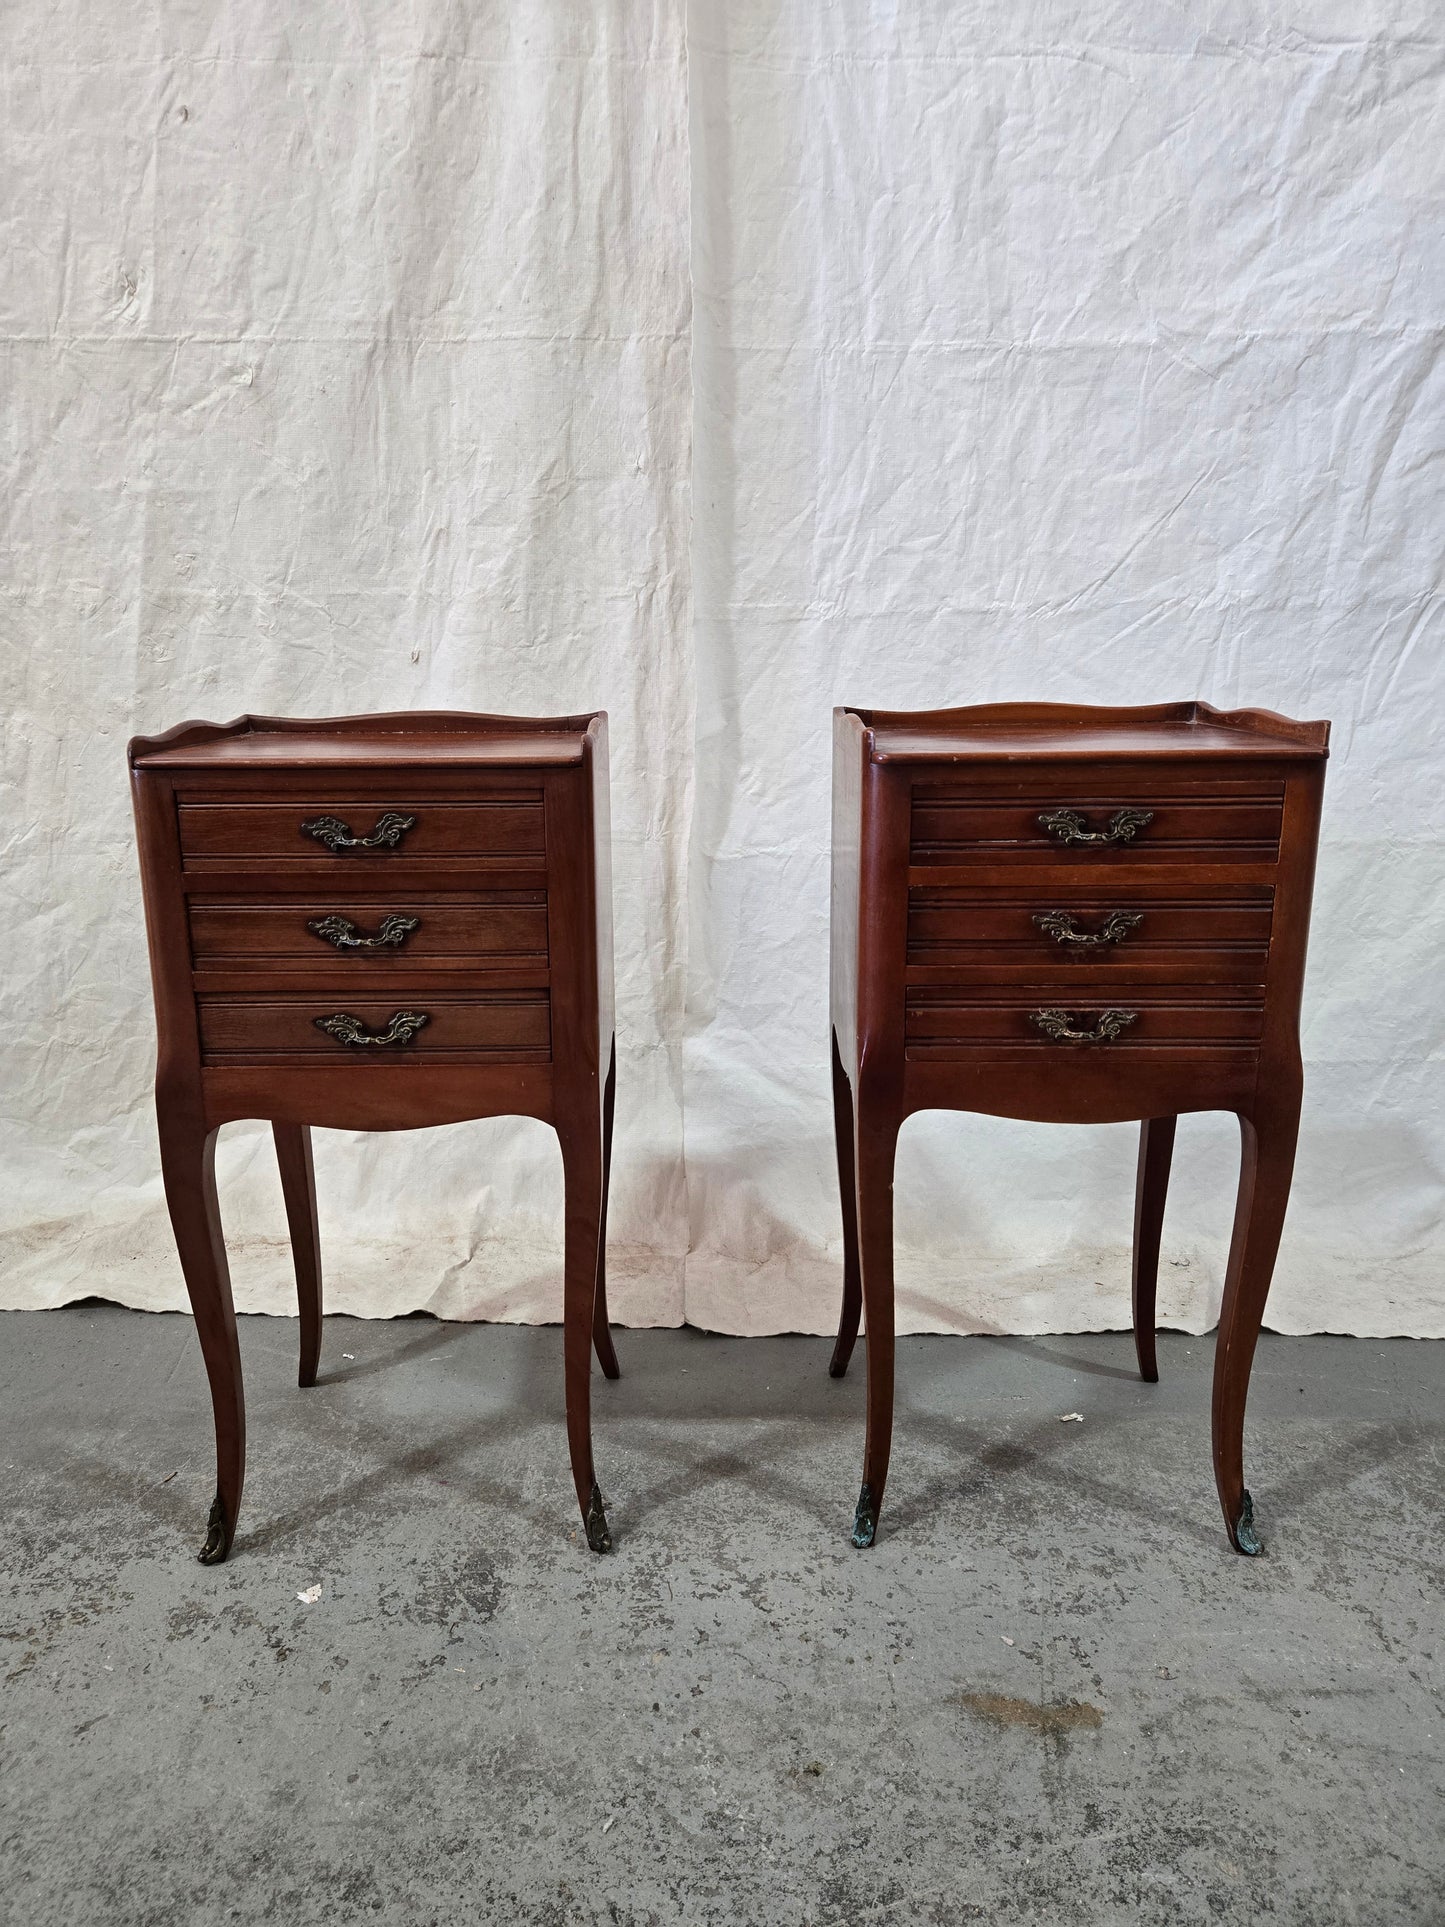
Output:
[{"xmin": 1, "ymin": 1308, "xmax": 1442, "ymax": 1927}]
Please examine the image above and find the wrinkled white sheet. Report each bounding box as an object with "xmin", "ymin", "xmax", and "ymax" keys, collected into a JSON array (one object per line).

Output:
[{"xmin": 3, "ymin": 3, "xmax": 1442, "ymax": 1338}]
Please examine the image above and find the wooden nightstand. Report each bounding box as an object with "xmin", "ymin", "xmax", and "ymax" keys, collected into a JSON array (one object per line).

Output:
[
  {"xmin": 129, "ymin": 711, "xmax": 619, "ymax": 1563},
  {"xmin": 828, "ymin": 701, "xmax": 1329, "ymax": 1556}
]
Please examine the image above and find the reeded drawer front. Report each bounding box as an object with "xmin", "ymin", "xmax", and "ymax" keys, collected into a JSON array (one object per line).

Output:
[
  {"xmin": 911, "ymin": 792, "xmax": 1283, "ymax": 865},
  {"xmin": 197, "ymin": 993, "xmax": 551, "ymax": 1060},
  {"xmin": 905, "ymin": 987, "xmax": 1264, "ymax": 1053},
  {"xmin": 907, "ymin": 891, "xmax": 1274, "ymax": 980},
  {"xmin": 189, "ymin": 894, "xmax": 548, "ymax": 965},
  {"xmin": 178, "ymin": 797, "xmax": 544, "ymax": 863}
]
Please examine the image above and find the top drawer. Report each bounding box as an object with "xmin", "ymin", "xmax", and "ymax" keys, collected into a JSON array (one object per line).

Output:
[
  {"xmin": 177, "ymin": 796, "xmax": 545, "ymax": 864},
  {"xmin": 911, "ymin": 784, "xmax": 1283, "ymax": 866}
]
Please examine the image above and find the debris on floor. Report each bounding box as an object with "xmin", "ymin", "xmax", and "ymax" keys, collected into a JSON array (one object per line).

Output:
[{"xmin": 951, "ymin": 1690, "xmax": 1105, "ymax": 1737}]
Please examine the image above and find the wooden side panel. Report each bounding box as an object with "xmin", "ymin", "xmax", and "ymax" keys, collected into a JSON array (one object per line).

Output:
[
  {"xmin": 587, "ymin": 718, "xmax": 615, "ymax": 1062},
  {"xmin": 544, "ymin": 756, "xmax": 605, "ymax": 1101},
  {"xmin": 830, "ymin": 710, "xmax": 866, "ymax": 1081}
]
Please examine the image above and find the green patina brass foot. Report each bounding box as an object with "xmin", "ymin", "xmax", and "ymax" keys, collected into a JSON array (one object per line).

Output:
[
  {"xmin": 585, "ymin": 1483, "xmax": 612, "ymax": 1554},
  {"xmin": 198, "ymin": 1494, "xmax": 232, "ymax": 1565},
  {"xmin": 1233, "ymin": 1489, "xmax": 1262, "ymax": 1557},
  {"xmin": 851, "ymin": 1483, "xmax": 877, "ymax": 1549}
]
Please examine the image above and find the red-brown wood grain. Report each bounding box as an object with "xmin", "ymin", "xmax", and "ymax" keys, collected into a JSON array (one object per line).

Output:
[
  {"xmin": 177, "ymin": 799, "xmax": 545, "ymax": 862},
  {"xmin": 130, "ymin": 711, "xmax": 619, "ymax": 1564},
  {"xmin": 188, "ymin": 896, "xmax": 549, "ymax": 966},
  {"xmin": 830, "ymin": 698, "xmax": 1328, "ymax": 1557}
]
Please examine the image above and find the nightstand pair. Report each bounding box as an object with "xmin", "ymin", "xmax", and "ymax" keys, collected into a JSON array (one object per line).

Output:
[{"xmin": 131, "ymin": 702, "xmax": 1327, "ymax": 1564}]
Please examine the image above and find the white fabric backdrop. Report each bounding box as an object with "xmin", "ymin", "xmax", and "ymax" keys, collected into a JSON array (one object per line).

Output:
[
  {"xmin": 2, "ymin": 4, "xmax": 695, "ymax": 1327},
  {"xmin": 3, "ymin": 2, "xmax": 1442, "ymax": 1338}
]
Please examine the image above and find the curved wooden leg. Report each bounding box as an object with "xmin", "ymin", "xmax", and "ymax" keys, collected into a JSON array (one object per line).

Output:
[
  {"xmin": 559, "ymin": 1113, "xmax": 611, "ymax": 1552},
  {"xmin": 851, "ymin": 1110, "xmax": 899, "ymax": 1548},
  {"xmin": 1212, "ymin": 1098, "xmax": 1301, "ymax": 1556},
  {"xmin": 829, "ymin": 1031, "xmax": 863, "ymax": 1379},
  {"xmin": 158, "ymin": 1118, "xmax": 245, "ymax": 1564},
  {"xmin": 274, "ymin": 1122, "xmax": 322, "ymax": 1388},
  {"xmin": 1131, "ymin": 1115, "xmax": 1176, "ymax": 1384},
  {"xmin": 591, "ymin": 1044, "xmax": 621, "ymax": 1381}
]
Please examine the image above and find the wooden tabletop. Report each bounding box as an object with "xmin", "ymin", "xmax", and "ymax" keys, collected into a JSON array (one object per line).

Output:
[
  {"xmin": 134, "ymin": 731, "xmax": 586, "ymax": 769},
  {"xmin": 129, "ymin": 712, "xmax": 595, "ymax": 769},
  {"xmin": 866, "ymin": 723, "xmax": 1326, "ymax": 763},
  {"xmin": 849, "ymin": 702, "xmax": 1330, "ymax": 764}
]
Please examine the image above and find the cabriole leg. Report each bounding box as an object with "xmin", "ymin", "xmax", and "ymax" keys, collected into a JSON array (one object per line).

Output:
[
  {"xmin": 273, "ymin": 1122, "xmax": 322, "ymax": 1388},
  {"xmin": 158, "ymin": 1118, "xmax": 245, "ymax": 1564},
  {"xmin": 1131, "ymin": 1115, "xmax": 1177, "ymax": 1384},
  {"xmin": 851, "ymin": 1110, "xmax": 900, "ymax": 1548},
  {"xmin": 829, "ymin": 1031, "xmax": 863, "ymax": 1379},
  {"xmin": 591, "ymin": 1045, "xmax": 621, "ymax": 1380},
  {"xmin": 559, "ymin": 1114, "xmax": 611, "ymax": 1552},
  {"xmin": 1212, "ymin": 1098, "xmax": 1301, "ymax": 1556}
]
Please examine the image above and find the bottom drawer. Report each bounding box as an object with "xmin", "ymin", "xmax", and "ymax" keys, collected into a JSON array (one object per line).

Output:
[
  {"xmin": 905, "ymin": 987, "xmax": 1263, "ymax": 1053},
  {"xmin": 198, "ymin": 993, "xmax": 550, "ymax": 1061}
]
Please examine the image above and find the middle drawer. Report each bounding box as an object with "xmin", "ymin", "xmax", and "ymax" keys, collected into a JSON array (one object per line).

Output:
[
  {"xmin": 906, "ymin": 884, "xmax": 1273, "ymax": 987},
  {"xmin": 189, "ymin": 892, "xmax": 548, "ymax": 971}
]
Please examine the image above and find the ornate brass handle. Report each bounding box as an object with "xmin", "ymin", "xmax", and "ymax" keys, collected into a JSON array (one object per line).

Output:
[
  {"xmin": 1037, "ymin": 806, "xmax": 1154, "ymax": 847},
  {"xmin": 301, "ymin": 812, "xmax": 416, "ymax": 852},
  {"xmin": 1032, "ymin": 910, "xmax": 1143, "ymax": 949},
  {"xmin": 307, "ymin": 913, "xmax": 420, "ymax": 951},
  {"xmin": 313, "ymin": 1010, "xmax": 430, "ymax": 1048},
  {"xmin": 1029, "ymin": 1008, "xmax": 1138, "ymax": 1045}
]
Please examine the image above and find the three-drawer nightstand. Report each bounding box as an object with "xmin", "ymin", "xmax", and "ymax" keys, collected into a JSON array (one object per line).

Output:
[
  {"xmin": 828, "ymin": 701, "xmax": 1329, "ymax": 1555},
  {"xmin": 130, "ymin": 711, "xmax": 619, "ymax": 1563}
]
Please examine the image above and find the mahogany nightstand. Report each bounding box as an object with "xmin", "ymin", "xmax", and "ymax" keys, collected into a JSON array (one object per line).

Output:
[
  {"xmin": 828, "ymin": 701, "xmax": 1329, "ymax": 1556},
  {"xmin": 129, "ymin": 711, "xmax": 619, "ymax": 1563}
]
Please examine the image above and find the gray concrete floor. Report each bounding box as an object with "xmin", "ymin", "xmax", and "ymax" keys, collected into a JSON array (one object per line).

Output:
[{"xmin": 1, "ymin": 1308, "xmax": 1442, "ymax": 1927}]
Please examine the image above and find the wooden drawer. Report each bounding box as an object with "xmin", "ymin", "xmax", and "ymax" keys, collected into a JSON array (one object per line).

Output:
[
  {"xmin": 904, "ymin": 986, "xmax": 1264, "ymax": 1055},
  {"xmin": 178, "ymin": 796, "xmax": 544, "ymax": 864},
  {"xmin": 188, "ymin": 893, "xmax": 548, "ymax": 967},
  {"xmin": 907, "ymin": 889, "xmax": 1273, "ymax": 985},
  {"xmin": 197, "ymin": 993, "xmax": 551, "ymax": 1061},
  {"xmin": 910, "ymin": 789, "xmax": 1283, "ymax": 866}
]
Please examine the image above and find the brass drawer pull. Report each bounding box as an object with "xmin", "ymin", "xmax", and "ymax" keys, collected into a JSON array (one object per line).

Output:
[
  {"xmin": 1038, "ymin": 806, "xmax": 1154, "ymax": 847},
  {"xmin": 1030, "ymin": 1007, "xmax": 1138, "ymax": 1045},
  {"xmin": 307, "ymin": 913, "xmax": 420, "ymax": 951},
  {"xmin": 301, "ymin": 812, "xmax": 416, "ymax": 852},
  {"xmin": 313, "ymin": 1010, "xmax": 430, "ymax": 1048},
  {"xmin": 1033, "ymin": 910, "xmax": 1143, "ymax": 949}
]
